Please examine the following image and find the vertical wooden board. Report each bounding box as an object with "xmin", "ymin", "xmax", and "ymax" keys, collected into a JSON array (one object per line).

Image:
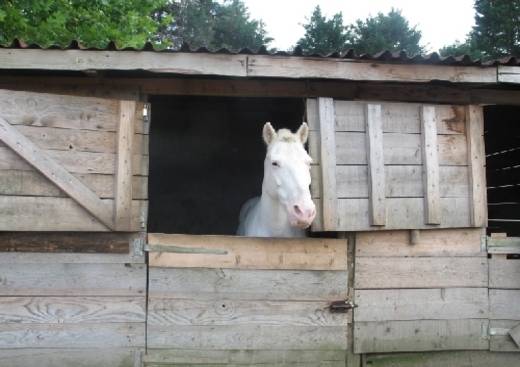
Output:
[
  {"xmin": 354, "ymin": 288, "xmax": 488, "ymax": 322},
  {"xmin": 148, "ymin": 268, "xmax": 348, "ymax": 300},
  {"xmin": 0, "ymin": 348, "xmax": 142, "ymax": 367},
  {"xmin": 355, "ymin": 228, "xmax": 484, "ymax": 257},
  {"xmin": 490, "ymin": 289, "xmax": 520, "ymax": 320},
  {"xmin": 115, "ymin": 100, "xmax": 136, "ymax": 231},
  {"xmin": 365, "ymin": 104, "xmax": 386, "ymax": 225},
  {"xmin": 466, "ymin": 105, "xmax": 487, "ymax": 227},
  {"xmin": 354, "ymin": 319, "xmax": 489, "ymax": 353},
  {"xmin": 421, "ymin": 106, "xmax": 441, "ymax": 224},
  {"xmin": 489, "ymin": 256, "xmax": 520, "ymax": 289},
  {"xmin": 317, "ymin": 97, "xmax": 337, "ymax": 230},
  {"xmin": 306, "ymin": 98, "xmax": 319, "ymax": 131},
  {"xmin": 355, "ymin": 257, "xmax": 488, "ymax": 289}
]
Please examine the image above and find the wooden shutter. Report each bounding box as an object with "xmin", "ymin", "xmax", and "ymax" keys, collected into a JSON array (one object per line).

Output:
[
  {"xmin": 0, "ymin": 89, "xmax": 148, "ymax": 231},
  {"xmin": 308, "ymin": 98, "xmax": 487, "ymax": 231}
]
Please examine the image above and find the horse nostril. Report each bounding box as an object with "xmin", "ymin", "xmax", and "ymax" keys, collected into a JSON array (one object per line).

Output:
[{"xmin": 294, "ymin": 205, "xmax": 302, "ymax": 215}]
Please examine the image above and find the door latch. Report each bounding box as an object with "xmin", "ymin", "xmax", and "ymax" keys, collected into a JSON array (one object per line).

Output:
[{"xmin": 329, "ymin": 299, "xmax": 357, "ymax": 313}]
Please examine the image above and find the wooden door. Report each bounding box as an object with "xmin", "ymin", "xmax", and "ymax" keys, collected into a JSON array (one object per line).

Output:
[
  {"xmin": 0, "ymin": 89, "xmax": 148, "ymax": 231},
  {"xmin": 145, "ymin": 234, "xmax": 349, "ymax": 366}
]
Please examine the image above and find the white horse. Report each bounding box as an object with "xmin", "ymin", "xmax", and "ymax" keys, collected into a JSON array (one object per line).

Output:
[{"xmin": 237, "ymin": 122, "xmax": 316, "ymax": 237}]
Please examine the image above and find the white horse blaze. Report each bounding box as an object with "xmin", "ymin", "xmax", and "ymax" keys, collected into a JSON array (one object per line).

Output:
[{"xmin": 237, "ymin": 122, "xmax": 316, "ymax": 238}]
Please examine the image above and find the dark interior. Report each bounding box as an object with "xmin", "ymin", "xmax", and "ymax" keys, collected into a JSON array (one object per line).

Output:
[
  {"xmin": 484, "ymin": 105, "xmax": 520, "ymax": 236},
  {"xmin": 147, "ymin": 96, "xmax": 305, "ymax": 234}
]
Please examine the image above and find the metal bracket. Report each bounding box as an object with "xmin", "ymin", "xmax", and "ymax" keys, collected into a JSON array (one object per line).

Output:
[
  {"xmin": 329, "ymin": 299, "xmax": 357, "ymax": 313},
  {"xmin": 131, "ymin": 233, "xmax": 146, "ymax": 257}
]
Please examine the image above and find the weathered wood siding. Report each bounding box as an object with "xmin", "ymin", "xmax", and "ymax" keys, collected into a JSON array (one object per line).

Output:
[
  {"xmin": 308, "ymin": 99, "xmax": 487, "ymax": 232},
  {"xmin": 0, "ymin": 250, "xmax": 146, "ymax": 367},
  {"xmin": 146, "ymin": 234, "xmax": 349, "ymax": 366},
  {"xmin": 353, "ymin": 228, "xmax": 489, "ymax": 354},
  {"xmin": 0, "ymin": 89, "xmax": 148, "ymax": 232}
]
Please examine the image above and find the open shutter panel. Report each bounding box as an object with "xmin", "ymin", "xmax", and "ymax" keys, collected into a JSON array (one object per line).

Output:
[
  {"xmin": 0, "ymin": 89, "xmax": 148, "ymax": 231},
  {"xmin": 307, "ymin": 98, "xmax": 487, "ymax": 232}
]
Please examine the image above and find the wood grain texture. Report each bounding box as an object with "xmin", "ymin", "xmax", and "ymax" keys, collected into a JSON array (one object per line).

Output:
[
  {"xmin": 147, "ymin": 298, "xmax": 346, "ymax": 326},
  {"xmin": 365, "ymin": 104, "xmax": 386, "ymax": 225},
  {"xmin": 0, "ymin": 297, "xmax": 145, "ymax": 323},
  {"xmin": 498, "ymin": 66, "xmax": 520, "ymax": 83},
  {"xmin": 0, "ymin": 323, "xmax": 144, "ymax": 348},
  {"xmin": 317, "ymin": 97, "xmax": 338, "ymax": 230},
  {"xmin": 487, "ymin": 236, "xmax": 520, "ymax": 254},
  {"xmin": 147, "ymin": 324, "xmax": 347, "ymax": 350},
  {"xmin": 0, "ymin": 116, "xmax": 114, "ymax": 229},
  {"xmin": 489, "ymin": 256, "xmax": 520, "ymax": 289},
  {"xmin": 490, "ymin": 289, "xmax": 520, "ymax": 320},
  {"xmin": 0, "ymin": 348, "xmax": 142, "ymax": 367},
  {"xmin": 0, "ymin": 263, "xmax": 146, "ymax": 296},
  {"xmin": 466, "ymin": 105, "xmax": 487, "ymax": 227},
  {"xmin": 421, "ymin": 106, "xmax": 441, "ymax": 224},
  {"xmin": 149, "ymin": 268, "xmax": 347, "ymax": 300},
  {"xmin": 355, "ymin": 288, "xmax": 488, "ymax": 321},
  {"xmin": 355, "ymin": 228, "xmax": 484, "ymax": 257},
  {"xmin": 148, "ymin": 234, "xmax": 347, "ymax": 270},
  {"xmin": 354, "ymin": 319, "xmax": 489, "ymax": 353},
  {"xmin": 0, "ymin": 252, "xmax": 145, "ymax": 264},
  {"xmin": 365, "ymin": 351, "xmax": 520, "ymax": 367},
  {"xmin": 355, "ymin": 257, "xmax": 488, "ymax": 289}
]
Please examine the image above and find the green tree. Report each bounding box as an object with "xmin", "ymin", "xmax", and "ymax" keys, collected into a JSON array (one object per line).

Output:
[
  {"xmin": 296, "ymin": 6, "xmax": 351, "ymax": 54},
  {"xmin": 440, "ymin": 0, "xmax": 520, "ymax": 59},
  {"xmin": 0, "ymin": 0, "xmax": 169, "ymax": 48},
  {"xmin": 349, "ymin": 9, "xmax": 424, "ymax": 55}
]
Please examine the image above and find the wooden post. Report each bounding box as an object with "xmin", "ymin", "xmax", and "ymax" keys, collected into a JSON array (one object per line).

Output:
[
  {"xmin": 365, "ymin": 104, "xmax": 386, "ymax": 226},
  {"xmin": 318, "ymin": 97, "xmax": 338, "ymax": 231},
  {"xmin": 466, "ymin": 105, "xmax": 487, "ymax": 227},
  {"xmin": 114, "ymin": 100, "xmax": 136, "ymax": 231},
  {"xmin": 421, "ymin": 106, "xmax": 441, "ymax": 224}
]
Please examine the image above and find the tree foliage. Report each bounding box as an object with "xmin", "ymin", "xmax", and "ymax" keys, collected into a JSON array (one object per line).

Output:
[
  {"xmin": 0, "ymin": 0, "xmax": 169, "ymax": 48},
  {"xmin": 154, "ymin": 0, "xmax": 272, "ymax": 50},
  {"xmin": 296, "ymin": 5, "xmax": 351, "ymax": 55},
  {"xmin": 440, "ymin": 0, "xmax": 520, "ymax": 59},
  {"xmin": 296, "ymin": 6, "xmax": 424, "ymax": 55}
]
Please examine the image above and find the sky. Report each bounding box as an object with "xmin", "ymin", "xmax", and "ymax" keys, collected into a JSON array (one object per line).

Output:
[{"xmin": 242, "ymin": 0, "xmax": 476, "ymax": 53}]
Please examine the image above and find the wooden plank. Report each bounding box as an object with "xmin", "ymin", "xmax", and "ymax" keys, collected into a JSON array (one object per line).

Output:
[
  {"xmin": 0, "ymin": 169, "xmax": 148, "ymax": 199},
  {"xmin": 489, "ymin": 256, "xmax": 520, "ymax": 289},
  {"xmin": 147, "ymin": 324, "xmax": 347, "ymax": 350},
  {"xmin": 0, "ymin": 297, "xmax": 145, "ymax": 323},
  {"xmin": 115, "ymin": 100, "xmax": 136, "ymax": 231},
  {"xmin": 0, "ymin": 232, "xmax": 132, "ymax": 253},
  {"xmin": 0, "ymin": 116, "xmax": 114, "ymax": 229},
  {"xmin": 490, "ymin": 320, "xmax": 520, "ymax": 351},
  {"xmin": 354, "ymin": 319, "xmax": 489, "ymax": 353},
  {"xmin": 356, "ymin": 228, "xmax": 484, "ymax": 257},
  {"xmin": 498, "ymin": 66, "xmax": 520, "ymax": 84},
  {"xmin": 317, "ymin": 97, "xmax": 337, "ymax": 230},
  {"xmin": 0, "ymin": 196, "xmax": 145, "ymax": 231},
  {"xmin": 467, "ymin": 105, "xmax": 487, "ymax": 227},
  {"xmin": 311, "ymin": 165, "xmax": 469, "ymax": 199},
  {"xmin": 355, "ymin": 257, "xmax": 487, "ymax": 289},
  {"xmin": 365, "ymin": 104, "xmax": 386, "ymax": 225},
  {"xmin": 490, "ymin": 289, "xmax": 520, "ymax": 320},
  {"xmin": 421, "ymin": 106, "xmax": 441, "ymax": 224},
  {"xmin": 147, "ymin": 298, "xmax": 346, "ymax": 326},
  {"xmin": 0, "ymin": 263, "xmax": 146, "ymax": 296},
  {"xmin": 149, "ymin": 268, "xmax": 347, "ymax": 300},
  {"xmin": 314, "ymin": 197, "xmax": 471, "ymax": 231},
  {"xmin": 247, "ymin": 55, "xmax": 497, "ymax": 83},
  {"xmin": 147, "ymin": 234, "xmax": 347, "ymax": 270},
  {"xmin": 144, "ymin": 349, "xmax": 346, "ymax": 365},
  {"xmin": 0, "ymin": 252, "xmax": 145, "ymax": 264},
  {"xmin": 365, "ymin": 351, "xmax": 520, "ymax": 367},
  {"xmin": 0, "ymin": 323, "xmax": 145, "ymax": 348},
  {"xmin": 0, "ymin": 348, "xmax": 142, "ymax": 367},
  {"xmin": 0, "ymin": 147, "xmax": 148, "ymax": 175},
  {"xmin": 509, "ymin": 323, "xmax": 520, "ymax": 349},
  {"xmin": 487, "ymin": 236, "xmax": 520, "ymax": 254},
  {"xmin": 355, "ymin": 288, "xmax": 488, "ymax": 322},
  {"xmin": 309, "ymin": 132, "xmax": 467, "ymax": 165}
]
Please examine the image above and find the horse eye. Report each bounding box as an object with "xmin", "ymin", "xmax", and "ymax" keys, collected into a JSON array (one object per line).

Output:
[{"xmin": 272, "ymin": 161, "xmax": 280, "ymax": 167}]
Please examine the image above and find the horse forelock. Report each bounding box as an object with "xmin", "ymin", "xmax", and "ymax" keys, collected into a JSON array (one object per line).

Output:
[{"xmin": 274, "ymin": 129, "xmax": 298, "ymax": 143}]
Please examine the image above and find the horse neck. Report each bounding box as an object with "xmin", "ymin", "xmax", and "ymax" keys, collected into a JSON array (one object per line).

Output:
[{"xmin": 257, "ymin": 182, "xmax": 290, "ymax": 233}]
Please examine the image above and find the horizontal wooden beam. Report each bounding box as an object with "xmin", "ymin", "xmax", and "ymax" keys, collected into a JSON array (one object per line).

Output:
[
  {"xmin": 498, "ymin": 66, "xmax": 520, "ymax": 84},
  {"xmin": 0, "ymin": 49, "xmax": 500, "ymax": 83}
]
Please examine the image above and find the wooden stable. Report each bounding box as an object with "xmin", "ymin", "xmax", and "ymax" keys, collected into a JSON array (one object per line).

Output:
[{"xmin": 0, "ymin": 46, "xmax": 519, "ymax": 367}]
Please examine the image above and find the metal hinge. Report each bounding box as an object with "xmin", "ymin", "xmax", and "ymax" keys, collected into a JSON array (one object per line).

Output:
[{"xmin": 329, "ymin": 299, "xmax": 357, "ymax": 313}]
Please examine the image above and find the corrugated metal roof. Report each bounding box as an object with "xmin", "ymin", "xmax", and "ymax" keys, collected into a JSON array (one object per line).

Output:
[{"xmin": 2, "ymin": 39, "xmax": 519, "ymax": 67}]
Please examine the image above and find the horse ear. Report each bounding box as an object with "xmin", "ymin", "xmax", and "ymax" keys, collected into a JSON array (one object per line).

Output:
[
  {"xmin": 263, "ymin": 122, "xmax": 276, "ymax": 145},
  {"xmin": 297, "ymin": 122, "xmax": 309, "ymax": 144}
]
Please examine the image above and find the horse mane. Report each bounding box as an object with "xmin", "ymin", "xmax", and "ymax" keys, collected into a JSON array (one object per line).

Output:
[{"xmin": 274, "ymin": 128, "xmax": 298, "ymax": 143}]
